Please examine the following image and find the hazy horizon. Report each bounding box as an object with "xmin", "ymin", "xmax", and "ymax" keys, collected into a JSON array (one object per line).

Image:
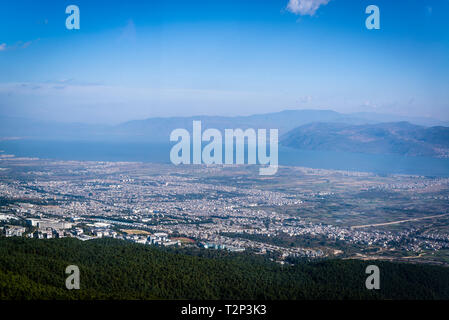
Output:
[{"xmin": 3, "ymin": 107, "xmax": 449, "ymax": 127}]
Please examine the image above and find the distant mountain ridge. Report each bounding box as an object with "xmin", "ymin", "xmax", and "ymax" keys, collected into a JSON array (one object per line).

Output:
[
  {"xmin": 113, "ymin": 109, "xmax": 371, "ymax": 142},
  {"xmin": 1, "ymin": 109, "xmax": 448, "ymax": 142},
  {"xmin": 281, "ymin": 122, "xmax": 449, "ymax": 158}
]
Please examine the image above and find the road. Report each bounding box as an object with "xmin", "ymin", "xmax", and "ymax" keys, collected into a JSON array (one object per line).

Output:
[{"xmin": 350, "ymin": 213, "xmax": 449, "ymax": 229}]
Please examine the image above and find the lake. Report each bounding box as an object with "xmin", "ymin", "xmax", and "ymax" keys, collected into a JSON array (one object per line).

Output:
[{"xmin": 1, "ymin": 140, "xmax": 449, "ymax": 176}]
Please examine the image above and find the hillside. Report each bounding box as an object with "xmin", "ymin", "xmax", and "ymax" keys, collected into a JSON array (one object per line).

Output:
[
  {"xmin": 281, "ymin": 122, "xmax": 449, "ymax": 158},
  {"xmin": 1, "ymin": 237, "xmax": 449, "ymax": 300}
]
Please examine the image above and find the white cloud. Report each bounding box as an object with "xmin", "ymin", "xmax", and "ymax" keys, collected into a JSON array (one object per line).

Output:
[
  {"xmin": 286, "ymin": 0, "xmax": 331, "ymax": 16},
  {"xmin": 0, "ymin": 39, "xmax": 39, "ymax": 52}
]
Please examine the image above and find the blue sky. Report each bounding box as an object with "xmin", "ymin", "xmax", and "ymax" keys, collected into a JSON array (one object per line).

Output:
[{"xmin": 0, "ymin": 0, "xmax": 448, "ymax": 124}]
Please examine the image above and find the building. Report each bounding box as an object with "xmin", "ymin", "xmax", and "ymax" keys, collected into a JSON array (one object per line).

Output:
[{"xmin": 4, "ymin": 226, "xmax": 26, "ymax": 237}]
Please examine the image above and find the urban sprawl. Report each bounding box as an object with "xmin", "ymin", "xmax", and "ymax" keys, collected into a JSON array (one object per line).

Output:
[{"xmin": 1, "ymin": 157, "xmax": 449, "ymax": 265}]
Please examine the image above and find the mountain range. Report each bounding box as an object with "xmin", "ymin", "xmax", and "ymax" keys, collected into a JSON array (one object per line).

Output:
[
  {"xmin": 280, "ymin": 121, "xmax": 449, "ymax": 158},
  {"xmin": 1, "ymin": 109, "xmax": 448, "ymax": 158}
]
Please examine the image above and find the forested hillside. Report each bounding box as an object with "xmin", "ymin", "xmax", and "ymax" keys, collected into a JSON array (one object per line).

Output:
[{"xmin": 1, "ymin": 237, "xmax": 449, "ymax": 300}]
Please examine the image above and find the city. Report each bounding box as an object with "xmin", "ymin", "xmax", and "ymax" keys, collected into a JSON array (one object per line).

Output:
[{"xmin": 2, "ymin": 157, "xmax": 448, "ymax": 266}]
